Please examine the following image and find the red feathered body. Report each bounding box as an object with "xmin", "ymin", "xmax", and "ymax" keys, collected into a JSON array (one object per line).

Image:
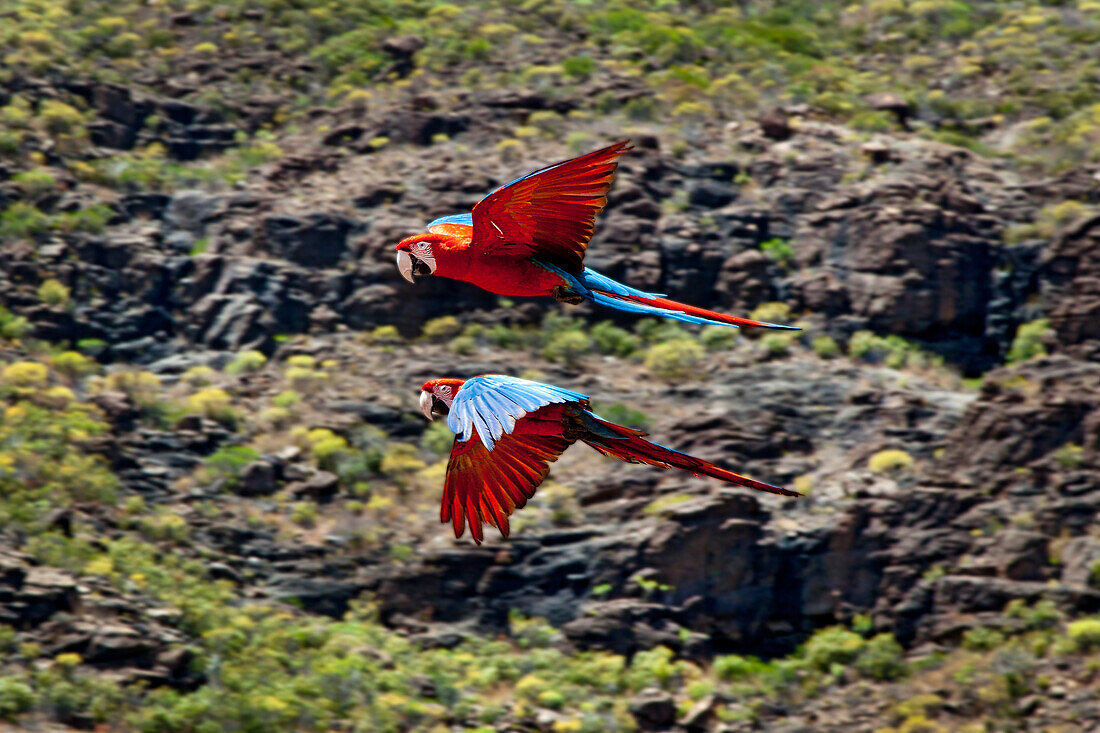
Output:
[
  {"xmin": 419, "ymin": 227, "xmax": 569, "ymax": 298},
  {"xmin": 397, "ymin": 142, "xmax": 801, "ymax": 331}
]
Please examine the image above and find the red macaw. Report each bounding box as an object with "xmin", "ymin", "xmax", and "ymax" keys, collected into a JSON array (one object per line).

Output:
[
  {"xmin": 419, "ymin": 374, "xmax": 800, "ymax": 544},
  {"xmin": 396, "ymin": 140, "xmax": 798, "ymax": 330}
]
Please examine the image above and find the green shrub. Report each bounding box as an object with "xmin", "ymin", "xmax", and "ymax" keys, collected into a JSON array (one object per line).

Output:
[
  {"xmin": 868, "ymin": 449, "xmax": 914, "ymax": 474},
  {"xmin": 272, "ymin": 390, "xmax": 301, "ymax": 409},
  {"xmin": 0, "ymin": 676, "xmax": 36, "ymax": 719},
  {"xmin": 761, "ymin": 332, "xmax": 793, "ymax": 357},
  {"xmin": 225, "ymin": 350, "xmax": 267, "ymax": 375},
  {"xmin": 0, "ymin": 400, "xmax": 117, "ymax": 527},
  {"xmin": 850, "ymin": 110, "xmax": 894, "ymax": 131},
  {"xmin": 379, "ymin": 443, "xmax": 426, "ymax": 475},
  {"xmin": 1054, "ymin": 443, "xmax": 1084, "ymax": 470},
  {"xmin": 421, "ymin": 316, "xmax": 461, "ymax": 340},
  {"xmin": 643, "ymin": 339, "xmax": 704, "ymax": 380},
  {"xmin": 202, "ymin": 445, "xmax": 260, "ymax": 487},
  {"xmin": 50, "ymin": 351, "xmax": 97, "ymax": 379},
  {"xmin": 291, "ymin": 501, "xmax": 318, "ymax": 527},
  {"xmin": 11, "ymin": 168, "xmax": 56, "ymax": 196},
  {"xmin": 1035, "ymin": 201, "xmax": 1093, "ymax": 238},
  {"xmin": 0, "ymin": 131, "xmax": 21, "ymax": 156},
  {"xmin": 139, "ymin": 513, "xmax": 189, "ymax": 543},
  {"xmin": 592, "ymin": 403, "xmax": 651, "ymax": 432},
  {"xmin": 38, "ymin": 100, "xmax": 84, "ymax": 136},
  {"xmin": 0, "ymin": 203, "xmax": 51, "ymax": 237},
  {"xmin": 801, "ymin": 626, "xmax": 864, "ymax": 672},
  {"xmin": 962, "ymin": 627, "xmax": 1005, "ymax": 651},
  {"xmin": 591, "ymin": 321, "xmax": 640, "ymax": 357},
  {"xmin": 1004, "ymin": 599, "xmax": 1062, "ymax": 630},
  {"xmin": 699, "ymin": 326, "xmax": 736, "ymax": 350},
  {"xmin": 748, "ymin": 302, "xmax": 792, "ymax": 327},
  {"xmin": 1067, "ymin": 618, "xmax": 1100, "ymax": 651},
  {"xmin": 76, "ymin": 338, "xmax": 107, "ymax": 356},
  {"xmin": 760, "ymin": 238, "xmax": 795, "ymax": 267},
  {"xmin": 847, "ymin": 331, "xmax": 877, "ymax": 360},
  {"xmin": 1006, "ymin": 318, "xmax": 1053, "ymax": 364},
  {"xmin": 105, "ymin": 31, "xmax": 142, "ymax": 58},
  {"xmin": 562, "ymin": 55, "xmax": 596, "ymax": 78},
  {"xmin": 634, "ymin": 318, "xmax": 690, "ymax": 344},
  {"xmin": 61, "ymin": 201, "xmax": 114, "ymax": 231},
  {"xmin": 286, "ymin": 355, "xmax": 316, "ymax": 369},
  {"xmin": 625, "ymin": 646, "xmax": 681, "ymax": 691},
  {"xmin": 36, "ymin": 279, "xmax": 70, "ymax": 307},
  {"xmin": 0, "ymin": 97, "xmax": 32, "ymax": 128},
  {"xmin": 260, "ymin": 406, "xmax": 292, "ymax": 428},
  {"xmin": 0, "ymin": 308, "xmax": 30, "ymax": 341},
  {"xmin": 186, "ymin": 388, "xmax": 236, "ymax": 427},
  {"xmin": 421, "ymin": 421, "xmax": 455, "ymax": 457},
  {"xmin": 368, "ymin": 325, "xmax": 402, "ymax": 344},
  {"xmin": 812, "ymin": 335, "xmax": 840, "ymax": 359},
  {"xmin": 182, "ymin": 366, "xmax": 216, "ymax": 386},
  {"xmin": 714, "ymin": 654, "xmax": 769, "ymax": 681},
  {"xmin": 448, "ymin": 335, "xmax": 476, "ymax": 355},
  {"xmin": 849, "ymin": 331, "xmax": 942, "ymax": 369},
  {"xmin": 308, "ymin": 430, "xmax": 350, "ymax": 470},
  {"xmin": 1, "ymin": 361, "xmax": 48, "ymax": 388},
  {"xmin": 487, "ymin": 324, "xmax": 528, "ymax": 350},
  {"xmin": 285, "ymin": 366, "xmax": 325, "ymax": 391},
  {"xmin": 542, "ymin": 330, "xmax": 591, "ymax": 366},
  {"xmin": 855, "ymin": 633, "xmax": 906, "ymax": 680}
]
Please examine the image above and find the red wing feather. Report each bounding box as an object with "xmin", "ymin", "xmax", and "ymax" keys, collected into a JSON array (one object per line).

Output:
[
  {"xmin": 441, "ymin": 410, "xmax": 574, "ymax": 544},
  {"xmin": 471, "ymin": 140, "xmax": 632, "ymax": 272}
]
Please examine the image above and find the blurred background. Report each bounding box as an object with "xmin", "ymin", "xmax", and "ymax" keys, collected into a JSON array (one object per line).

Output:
[{"xmin": 0, "ymin": 0, "xmax": 1099, "ymax": 730}]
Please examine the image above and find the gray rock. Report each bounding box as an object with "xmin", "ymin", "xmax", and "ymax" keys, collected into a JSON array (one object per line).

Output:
[
  {"xmin": 235, "ymin": 461, "xmax": 278, "ymax": 497},
  {"xmin": 629, "ymin": 688, "xmax": 676, "ymax": 729}
]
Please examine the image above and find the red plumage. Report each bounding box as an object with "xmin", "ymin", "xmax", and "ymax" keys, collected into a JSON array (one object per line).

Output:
[
  {"xmin": 435, "ymin": 399, "xmax": 798, "ymax": 545},
  {"xmin": 396, "ymin": 141, "xmax": 800, "ymax": 331},
  {"xmin": 472, "ymin": 140, "xmax": 633, "ymax": 272}
]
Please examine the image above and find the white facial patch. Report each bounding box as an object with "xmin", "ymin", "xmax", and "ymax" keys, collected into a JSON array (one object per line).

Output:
[{"xmin": 413, "ymin": 241, "xmax": 436, "ymax": 273}]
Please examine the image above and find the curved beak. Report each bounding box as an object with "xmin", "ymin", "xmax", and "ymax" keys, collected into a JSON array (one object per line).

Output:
[
  {"xmin": 396, "ymin": 250, "xmax": 416, "ymax": 284},
  {"xmin": 419, "ymin": 390, "xmax": 435, "ymax": 421}
]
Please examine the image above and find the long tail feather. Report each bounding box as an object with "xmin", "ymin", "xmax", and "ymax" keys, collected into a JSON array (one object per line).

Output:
[
  {"xmin": 592, "ymin": 290, "xmax": 800, "ymax": 329},
  {"xmin": 580, "ymin": 412, "xmax": 801, "ymax": 497},
  {"xmin": 573, "ymin": 266, "xmax": 798, "ymax": 329}
]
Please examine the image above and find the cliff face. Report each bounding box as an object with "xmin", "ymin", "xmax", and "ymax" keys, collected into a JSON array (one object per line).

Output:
[
  {"xmin": 2, "ymin": 3, "xmax": 1100, "ymax": 728},
  {"xmin": 6, "ymin": 117, "xmax": 1093, "ymax": 374}
]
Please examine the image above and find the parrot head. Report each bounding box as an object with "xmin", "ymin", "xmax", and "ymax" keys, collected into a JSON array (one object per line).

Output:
[
  {"xmin": 395, "ymin": 235, "xmax": 441, "ymax": 283},
  {"xmin": 419, "ymin": 378, "xmax": 465, "ymax": 421}
]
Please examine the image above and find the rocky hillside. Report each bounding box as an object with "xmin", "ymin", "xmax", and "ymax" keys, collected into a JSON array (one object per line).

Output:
[{"xmin": 2, "ymin": 0, "xmax": 1100, "ymax": 731}]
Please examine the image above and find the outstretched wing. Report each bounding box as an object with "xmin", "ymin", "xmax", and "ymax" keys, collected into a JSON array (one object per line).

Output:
[
  {"xmin": 447, "ymin": 374, "xmax": 588, "ymax": 451},
  {"xmin": 443, "ymin": 417, "xmax": 572, "ymax": 544},
  {"xmin": 469, "ymin": 140, "xmax": 632, "ymax": 272}
]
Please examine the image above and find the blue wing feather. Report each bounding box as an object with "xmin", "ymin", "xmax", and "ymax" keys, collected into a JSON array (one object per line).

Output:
[
  {"xmin": 447, "ymin": 375, "xmax": 588, "ymax": 451},
  {"xmin": 426, "ymin": 212, "xmax": 473, "ymax": 230}
]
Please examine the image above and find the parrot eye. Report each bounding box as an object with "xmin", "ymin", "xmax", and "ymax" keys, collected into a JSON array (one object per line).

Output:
[{"xmin": 437, "ymin": 385, "xmax": 452, "ymax": 398}]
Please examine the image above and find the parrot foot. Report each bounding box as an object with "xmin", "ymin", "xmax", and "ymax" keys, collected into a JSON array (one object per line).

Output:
[{"xmin": 552, "ymin": 286, "xmax": 584, "ymax": 305}]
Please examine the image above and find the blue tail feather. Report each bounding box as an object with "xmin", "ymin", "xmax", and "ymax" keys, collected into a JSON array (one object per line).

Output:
[{"xmin": 533, "ymin": 260, "xmax": 799, "ymax": 330}]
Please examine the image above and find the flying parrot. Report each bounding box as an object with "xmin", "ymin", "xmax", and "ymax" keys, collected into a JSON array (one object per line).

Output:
[
  {"xmin": 396, "ymin": 140, "xmax": 798, "ymax": 330},
  {"xmin": 419, "ymin": 374, "xmax": 800, "ymax": 544}
]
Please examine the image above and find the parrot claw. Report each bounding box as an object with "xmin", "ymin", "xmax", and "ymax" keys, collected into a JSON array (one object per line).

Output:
[{"xmin": 552, "ymin": 286, "xmax": 584, "ymax": 305}]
